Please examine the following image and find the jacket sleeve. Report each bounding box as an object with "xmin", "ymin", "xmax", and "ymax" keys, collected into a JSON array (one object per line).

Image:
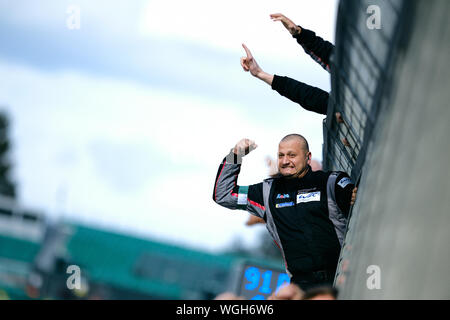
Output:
[
  {"xmin": 294, "ymin": 27, "xmax": 335, "ymax": 73},
  {"xmin": 271, "ymin": 75, "xmax": 329, "ymax": 115},
  {"xmin": 212, "ymin": 152, "xmax": 265, "ymax": 218},
  {"xmin": 334, "ymin": 172, "xmax": 355, "ymax": 218}
]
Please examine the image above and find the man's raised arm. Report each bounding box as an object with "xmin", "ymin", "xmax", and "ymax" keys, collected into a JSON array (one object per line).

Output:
[
  {"xmin": 212, "ymin": 139, "xmax": 265, "ymax": 218},
  {"xmin": 240, "ymin": 44, "xmax": 329, "ymax": 115},
  {"xmin": 271, "ymin": 76, "xmax": 329, "ymax": 115},
  {"xmin": 270, "ymin": 13, "xmax": 334, "ymax": 73}
]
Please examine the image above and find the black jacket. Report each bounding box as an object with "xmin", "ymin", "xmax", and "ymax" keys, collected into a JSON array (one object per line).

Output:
[
  {"xmin": 213, "ymin": 154, "xmax": 354, "ymax": 276},
  {"xmin": 271, "ymin": 27, "xmax": 335, "ymax": 115}
]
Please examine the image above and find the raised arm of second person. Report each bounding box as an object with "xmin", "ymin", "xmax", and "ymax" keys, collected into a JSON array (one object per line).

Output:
[
  {"xmin": 270, "ymin": 13, "xmax": 335, "ymax": 73},
  {"xmin": 240, "ymin": 44, "xmax": 329, "ymax": 115}
]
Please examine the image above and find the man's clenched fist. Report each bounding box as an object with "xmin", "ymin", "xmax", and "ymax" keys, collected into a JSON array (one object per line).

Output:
[{"xmin": 233, "ymin": 138, "xmax": 258, "ymax": 156}]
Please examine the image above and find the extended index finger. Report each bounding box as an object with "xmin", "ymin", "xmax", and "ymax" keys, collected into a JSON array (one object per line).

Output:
[
  {"xmin": 270, "ymin": 13, "xmax": 284, "ymax": 19},
  {"xmin": 242, "ymin": 43, "xmax": 252, "ymax": 58},
  {"xmin": 270, "ymin": 13, "xmax": 283, "ymax": 18}
]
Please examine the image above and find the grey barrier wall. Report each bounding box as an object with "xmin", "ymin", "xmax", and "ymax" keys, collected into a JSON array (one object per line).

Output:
[
  {"xmin": 323, "ymin": 0, "xmax": 409, "ymax": 179},
  {"xmin": 325, "ymin": 0, "xmax": 450, "ymax": 299}
]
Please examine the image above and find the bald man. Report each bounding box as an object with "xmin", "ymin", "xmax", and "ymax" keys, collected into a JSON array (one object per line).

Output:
[{"xmin": 213, "ymin": 135, "xmax": 356, "ymax": 291}]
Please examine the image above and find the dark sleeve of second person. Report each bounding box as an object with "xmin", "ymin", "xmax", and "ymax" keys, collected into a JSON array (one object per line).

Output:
[
  {"xmin": 271, "ymin": 75, "xmax": 329, "ymax": 115},
  {"xmin": 294, "ymin": 27, "xmax": 335, "ymax": 73}
]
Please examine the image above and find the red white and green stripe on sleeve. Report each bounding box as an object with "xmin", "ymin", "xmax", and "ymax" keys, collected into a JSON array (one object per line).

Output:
[{"xmin": 213, "ymin": 157, "xmax": 265, "ymax": 218}]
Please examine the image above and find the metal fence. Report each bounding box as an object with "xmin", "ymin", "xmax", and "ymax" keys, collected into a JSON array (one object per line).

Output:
[
  {"xmin": 327, "ymin": 0, "xmax": 450, "ymax": 299},
  {"xmin": 323, "ymin": 0, "xmax": 410, "ymax": 182}
]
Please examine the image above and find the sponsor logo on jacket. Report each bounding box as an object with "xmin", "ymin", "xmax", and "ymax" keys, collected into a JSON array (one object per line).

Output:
[
  {"xmin": 337, "ymin": 177, "xmax": 352, "ymax": 188},
  {"xmin": 296, "ymin": 191, "xmax": 321, "ymax": 204},
  {"xmin": 275, "ymin": 201, "xmax": 295, "ymax": 208}
]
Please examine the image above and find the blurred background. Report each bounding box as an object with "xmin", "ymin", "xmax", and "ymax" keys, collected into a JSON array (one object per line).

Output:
[
  {"xmin": 4, "ymin": 0, "xmax": 448, "ymax": 300},
  {"xmin": 0, "ymin": 0, "xmax": 338, "ymax": 299}
]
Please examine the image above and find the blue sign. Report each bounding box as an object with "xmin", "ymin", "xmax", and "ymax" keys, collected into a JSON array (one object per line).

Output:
[{"xmin": 237, "ymin": 264, "xmax": 290, "ymax": 300}]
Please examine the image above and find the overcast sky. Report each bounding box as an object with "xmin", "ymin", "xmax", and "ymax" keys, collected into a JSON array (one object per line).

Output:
[{"xmin": 0, "ymin": 0, "xmax": 338, "ymax": 252}]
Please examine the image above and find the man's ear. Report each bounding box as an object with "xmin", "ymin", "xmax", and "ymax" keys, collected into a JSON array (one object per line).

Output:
[{"xmin": 307, "ymin": 152, "xmax": 312, "ymax": 161}]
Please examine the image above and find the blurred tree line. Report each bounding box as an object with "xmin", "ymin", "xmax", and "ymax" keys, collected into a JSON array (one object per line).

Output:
[
  {"xmin": 225, "ymin": 229, "xmax": 283, "ymax": 262},
  {"xmin": 0, "ymin": 111, "xmax": 16, "ymax": 198}
]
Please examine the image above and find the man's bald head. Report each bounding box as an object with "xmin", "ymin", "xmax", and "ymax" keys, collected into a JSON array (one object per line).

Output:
[
  {"xmin": 280, "ymin": 134, "xmax": 309, "ymax": 152},
  {"xmin": 278, "ymin": 134, "xmax": 312, "ymax": 179}
]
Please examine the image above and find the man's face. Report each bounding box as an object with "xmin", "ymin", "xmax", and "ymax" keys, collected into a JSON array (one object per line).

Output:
[{"xmin": 278, "ymin": 138, "xmax": 311, "ymax": 178}]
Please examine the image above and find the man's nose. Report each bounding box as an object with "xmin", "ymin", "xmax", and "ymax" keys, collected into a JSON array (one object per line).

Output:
[{"xmin": 281, "ymin": 156, "xmax": 290, "ymax": 164}]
